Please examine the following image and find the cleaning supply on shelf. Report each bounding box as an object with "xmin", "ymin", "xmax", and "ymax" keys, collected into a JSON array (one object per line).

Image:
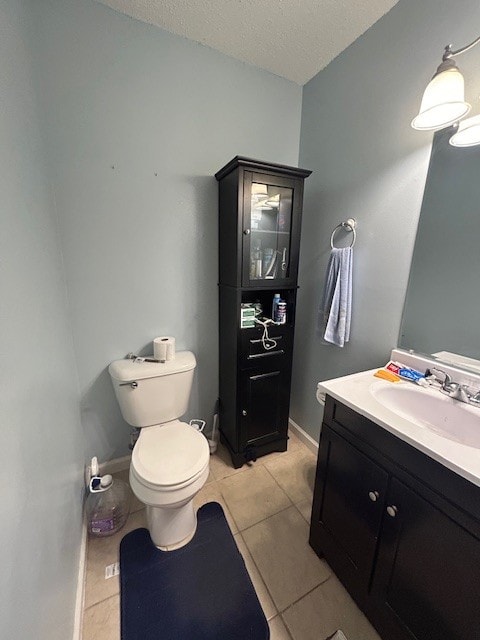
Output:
[
  {"xmin": 86, "ymin": 457, "xmax": 130, "ymax": 537},
  {"xmin": 240, "ymin": 303, "xmax": 256, "ymax": 328},
  {"xmin": 274, "ymin": 300, "xmax": 287, "ymax": 324},
  {"xmin": 271, "ymin": 293, "xmax": 281, "ymax": 320}
]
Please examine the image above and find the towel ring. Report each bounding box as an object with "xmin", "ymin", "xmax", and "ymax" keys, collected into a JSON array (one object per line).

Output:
[{"xmin": 330, "ymin": 218, "xmax": 356, "ymax": 249}]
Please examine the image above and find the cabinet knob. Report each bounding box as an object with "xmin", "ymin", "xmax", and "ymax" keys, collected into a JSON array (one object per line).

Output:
[
  {"xmin": 243, "ymin": 229, "xmax": 251, "ymax": 235},
  {"xmin": 242, "ymin": 409, "xmax": 247, "ymax": 416},
  {"xmin": 386, "ymin": 505, "xmax": 398, "ymax": 518},
  {"xmin": 368, "ymin": 490, "xmax": 379, "ymax": 502}
]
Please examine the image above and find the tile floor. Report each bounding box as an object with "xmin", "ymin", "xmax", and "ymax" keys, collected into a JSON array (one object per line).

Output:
[{"xmin": 82, "ymin": 431, "xmax": 382, "ymax": 640}]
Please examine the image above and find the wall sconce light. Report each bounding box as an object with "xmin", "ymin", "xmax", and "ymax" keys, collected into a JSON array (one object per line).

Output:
[{"xmin": 412, "ymin": 36, "xmax": 480, "ymax": 147}]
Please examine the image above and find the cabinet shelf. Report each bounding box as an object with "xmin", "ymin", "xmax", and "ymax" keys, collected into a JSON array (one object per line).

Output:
[{"xmin": 250, "ymin": 229, "xmax": 290, "ymax": 235}]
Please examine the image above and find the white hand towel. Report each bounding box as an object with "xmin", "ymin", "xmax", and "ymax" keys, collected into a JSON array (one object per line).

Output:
[{"xmin": 319, "ymin": 246, "xmax": 353, "ymax": 347}]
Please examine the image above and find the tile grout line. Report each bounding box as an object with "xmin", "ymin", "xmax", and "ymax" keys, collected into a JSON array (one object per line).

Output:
[
  {"xmin": 237, "ymin": 528, "xmax": 280, "ymax": 621},
  {"xmin": 197, "ymin": 475, "xmax": 242, "ymax": 534},
  {"xmin": 84, "ymin": 591, "xmax": 120, "ymax": 613},
  {"xmin": 83, "ymin": 509, "xmax": 147, "ymax": 615},
  {"xmin": 214, "ymin": 460, "xmax": 295, "ymax": 621},
  {"xmin": 235, "ymin": 498, "xmax": 292, "ymax": 533},
  {"xmin": 277, "ymin": 613, "xmax": 296, "ymax": 640},
  {"xmin": 261, "ymin": 448, "xmax": 316, "ymax": 516},
  {"xmin": 292, "ymin": 500, "xmax": 311, "ymax": 525},
  {"xmin": 211, "ymin": 456, "xmax": 302, "ymax": 625},
  {"xmin": 232, "ymin": 500, "xmax": 295, "ymax": 535},
  {"xmin": 214, "ymin": 482, "xmax": 241, "ymax": 535},
  {"xmin": 210, "ymin": 431, "xmax": 308, "ymax": 480},
  {"xmin": 261, "ymin": 462, "xmax": 297, "ymax": 508},
  {"xmin": 214, "ymin": 460, "xmax": 294, "ymax": 531},
  {"xmin": 279, "ymin": 573, "xmax": 333, "ymax": 616},
  {"xmin": 238, "ymin": 511, "xmax": 331, "ymax": 624}
]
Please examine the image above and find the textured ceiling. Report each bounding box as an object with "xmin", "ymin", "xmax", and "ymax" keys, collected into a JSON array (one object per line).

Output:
[{"xmin": 96, "ymin": 0, "xmax": 399, "ymax": 85}]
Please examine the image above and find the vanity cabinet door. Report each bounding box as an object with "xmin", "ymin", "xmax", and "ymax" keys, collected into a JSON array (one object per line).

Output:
[
  {"xmin": 371, "ymin": 478, "xmax": 480, "ymax": 640},
  {"xmin": 310, "ymin": 426, "xmax": 389, "ymax": 606}
]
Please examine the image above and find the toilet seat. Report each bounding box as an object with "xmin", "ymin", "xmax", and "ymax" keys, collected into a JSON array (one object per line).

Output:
[{"xmin": 131, "ymin": 420, "xmax": 210, "ymax": 491}]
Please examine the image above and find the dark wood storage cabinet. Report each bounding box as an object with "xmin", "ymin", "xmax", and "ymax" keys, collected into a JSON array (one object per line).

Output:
[
  {"xmin": 310, "ymin": 396, "xmax": 480, "ymax": 640},
  {"xmin": 215, "ymin": 157, "xmax": 311, "ymax": 468}
]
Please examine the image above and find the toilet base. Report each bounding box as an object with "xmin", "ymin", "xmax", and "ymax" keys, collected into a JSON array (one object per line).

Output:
[{"xmin": 146, "ymin": 500, "xmax": 198, "ymax": 551}]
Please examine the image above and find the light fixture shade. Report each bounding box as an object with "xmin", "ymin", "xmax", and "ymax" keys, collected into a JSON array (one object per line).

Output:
[
  {"xmin": 449, "ymin": 114, "xmax": 480, "ymax": 147},
  {"xmin": 411, "ymin": 67, "xmax": 471, "ymax": 130}
]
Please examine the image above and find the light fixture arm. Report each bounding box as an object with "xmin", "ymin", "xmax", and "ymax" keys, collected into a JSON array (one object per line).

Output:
[{"xmin": 443, "ymin": 35, "xmax": 480, "ymax": 61}]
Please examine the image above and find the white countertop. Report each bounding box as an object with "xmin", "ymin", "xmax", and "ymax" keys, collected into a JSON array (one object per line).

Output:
[{"xmin": 318, "ymin": 370, "xmax": 480, "ymax": 488}]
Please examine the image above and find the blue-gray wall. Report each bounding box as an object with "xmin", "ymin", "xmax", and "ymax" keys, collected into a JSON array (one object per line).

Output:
[
  {"xmin": 0, "ymin": 1, "xmax": 85, "ymax": 638},
  {"xmin": 31, "ymin": 0, "xmax": 303, "ymax": 461},
  {"xmin": 5, "ymin": 0, "xmax": 480, "ymax": 634},
  {"xmin": 291, "ymin": 0, "xmax": 480, "ymax": 440}
]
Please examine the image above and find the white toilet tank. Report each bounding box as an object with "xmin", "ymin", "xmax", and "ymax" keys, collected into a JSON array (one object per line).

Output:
[{"xmin": 108, "ymin": 351, "xmax": 196, "ymax": 427}]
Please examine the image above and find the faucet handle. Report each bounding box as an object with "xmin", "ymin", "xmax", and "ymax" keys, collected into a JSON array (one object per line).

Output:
[
  {"xmin": 428, "ymin": 367, "xmax": 452, "ymax": 388},
  {"xmin": 469, "ymin": 390, "xmax": 480, "ymax": 405}
]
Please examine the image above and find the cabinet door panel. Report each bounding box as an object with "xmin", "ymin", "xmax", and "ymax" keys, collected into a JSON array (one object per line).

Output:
[
  {"xmin": 372, "ymin": 478, "xmax": 480, "ymax": 640},
  {"xmin": 310, "ymin": 427, "xmax": 389, "ymax": 602},
  {"xmin": 239, "ymin": 368, "xmax": 288, "ymax": 447},
  {"xmin": 321, "ymin": 431, "xmax": 388, "ymax": 577},
  {"xmin": 242, "ymin": 172, "xmax": 303, "ymax": 287}
]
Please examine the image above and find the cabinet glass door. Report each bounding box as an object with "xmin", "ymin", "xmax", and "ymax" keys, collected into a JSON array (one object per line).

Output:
[{"xmin": 243, "ymin": 173, "xmax": 297, "ymax": 286}]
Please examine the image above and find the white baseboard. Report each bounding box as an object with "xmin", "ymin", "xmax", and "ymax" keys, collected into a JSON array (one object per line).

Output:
[
  {"xmin": 288, "ymin": 418, "xmax": 319, "ymax": 455},
  {"xmin": 72, "ymin": 513, "xmax": 87, "ymax": 640}
]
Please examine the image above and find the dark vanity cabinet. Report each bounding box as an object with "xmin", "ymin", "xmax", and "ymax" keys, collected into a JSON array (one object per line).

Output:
[
  {"xmin": 215, "ymin": 157, "xmax": 311, "ymax": 468},
  {"xmin": 310, "ymin": 397, "xmax": 480, "ymax": 640}
]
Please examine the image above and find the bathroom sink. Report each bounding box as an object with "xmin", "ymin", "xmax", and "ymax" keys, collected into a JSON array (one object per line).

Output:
[{"xmin": 370, "ymin": 383, "xmax": 480, "ymax": 449}]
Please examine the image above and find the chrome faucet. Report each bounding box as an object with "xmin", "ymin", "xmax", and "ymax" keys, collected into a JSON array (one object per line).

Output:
[
  {"xmin": 428, "ymin": 367, "xmax": 478, "ymax": 406},
  {"xmin": 444, "ymin": 383, "xmax": 471, "ymax": 403},
  {"xmin": 429, "ymin": 367, "xmax": 452, "ymax": 389},
  {"xmin": 469, "ymin": 391, "xmax": 480, "ymax": 406}
]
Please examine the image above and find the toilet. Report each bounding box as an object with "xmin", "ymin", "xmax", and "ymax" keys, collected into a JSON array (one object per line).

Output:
[{"xmin": 108, "ymin": 351, "xmax": 210, "ymax": 550}]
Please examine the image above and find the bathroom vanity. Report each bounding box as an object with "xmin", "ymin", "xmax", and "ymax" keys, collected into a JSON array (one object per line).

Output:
[{"xmin": 310, "ymin": 371, "xmax": 480, "ymax": 640}]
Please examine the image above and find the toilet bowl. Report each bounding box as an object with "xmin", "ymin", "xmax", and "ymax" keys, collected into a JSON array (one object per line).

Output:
[
  {"xmin": 129, "ymin": 420, "xmax": 210, "ymax": 549},
  {"xmin": 108, "ymin": 351, "xmax": 210, "ymax": 550}
]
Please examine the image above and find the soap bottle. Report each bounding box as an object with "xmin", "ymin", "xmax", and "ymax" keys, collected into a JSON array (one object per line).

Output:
[{"xmin": 272, "ymin": 293, "xmax": 281, "ymax": 320}]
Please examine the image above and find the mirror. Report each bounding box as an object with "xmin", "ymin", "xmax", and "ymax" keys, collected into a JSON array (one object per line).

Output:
[{"xmin": 399, "ymin": 126, "xmax": 480, "ymax": 373}]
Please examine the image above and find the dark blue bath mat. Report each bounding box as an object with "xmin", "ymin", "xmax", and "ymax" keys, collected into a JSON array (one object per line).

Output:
[{"xmin": 120, "ymin": 502, "xmax": 269, "ymax": 640}]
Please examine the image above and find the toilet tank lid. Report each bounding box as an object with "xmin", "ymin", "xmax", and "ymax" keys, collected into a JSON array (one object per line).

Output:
[{"xmin": 109, "ymin": 351, "xmax": 196, "ymax": 382}]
